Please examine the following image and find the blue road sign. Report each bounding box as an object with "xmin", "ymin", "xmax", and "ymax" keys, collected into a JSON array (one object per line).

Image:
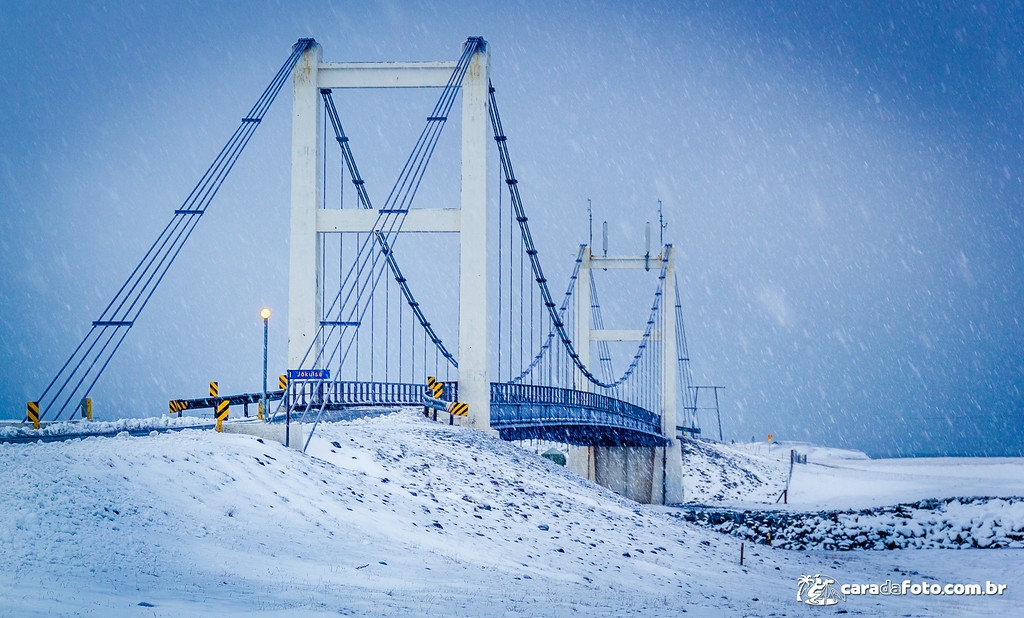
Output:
[{"xmin": 287, "ymin": 369, "xmax": 331, "ymax": 380}]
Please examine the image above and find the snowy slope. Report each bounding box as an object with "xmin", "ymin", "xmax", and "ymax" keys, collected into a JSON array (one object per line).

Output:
[
  {"xmin": 1, "ymin": 410, "xmax": 1022, "ymax": 616},
  {"xmin": 679, "ymin": 437, "xmax": 787, "ymax": 503}
]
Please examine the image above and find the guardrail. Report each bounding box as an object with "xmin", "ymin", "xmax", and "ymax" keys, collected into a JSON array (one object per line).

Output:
[{"xmin": 170, "ymin": 390, "xmax": 283, "ymax": 417}]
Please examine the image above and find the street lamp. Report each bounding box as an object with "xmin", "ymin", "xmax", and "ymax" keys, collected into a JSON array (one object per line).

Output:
[{"xmin": 261, "ymin": 308, "xmax": 270, "ymax": 421}]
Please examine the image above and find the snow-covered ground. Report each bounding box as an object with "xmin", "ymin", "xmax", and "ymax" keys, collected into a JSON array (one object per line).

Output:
[
  {"xmin": 681, "ymin": 438, "xmax": 1024, "ymax": 510},
  {"xmin": 679, "ymin": 438, "xmax": 787, "ymax": 504},
  {"xmin": 677, "ymin": 439, "xmax": 1024, "ymax": 551},
  {"xmin": 679, "ymin": 496, "xmax": 1024, "ymax": 551},
  {"xmin": 0, "ymin": 415, "xmax": 213, "ymax": 439},
  {"xmin": 1, "ymin": 411, "xmax": 1022, "ymax": 616},
  {"xmin": 788, "ymin": 444, "xmax": 1024, "ymax": 509}
]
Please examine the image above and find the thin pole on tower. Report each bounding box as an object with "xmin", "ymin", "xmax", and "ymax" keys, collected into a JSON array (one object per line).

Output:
[
  {"xmin": 714, "ymin": 386, "xmax": 723, "ymax": 441},
  {"xmin": 658, "ymin": 199, "xmax": 665, "ymax": 249},
  {"xmin": 644, "ymin": 222, "xmax": 650, "ymax": 272},
  {"xmin": 587, "ymin": 198, "xmax": 593, "ymax": 249}
]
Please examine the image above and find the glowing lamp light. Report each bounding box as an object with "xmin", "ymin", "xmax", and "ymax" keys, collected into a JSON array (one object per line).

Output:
[{"xmin": 260, "ymin": 308, "xmax": 271, "ymax": 320}]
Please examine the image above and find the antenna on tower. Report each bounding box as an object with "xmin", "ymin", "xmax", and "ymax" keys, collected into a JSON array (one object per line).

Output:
[
  {"xmin": 658, "ymin": 199, "xmax": 665, "ymax": 250},
  {"xmin": 602, "ymin": 221, "xmax": 608, "ymax": 257},
  {"xmin": 644, "ymin": 221, "xmax": 651, "ymax": 271},
  {"xmin": 587, "ymin": 198, "xmax": 593, "ymax": 249}
]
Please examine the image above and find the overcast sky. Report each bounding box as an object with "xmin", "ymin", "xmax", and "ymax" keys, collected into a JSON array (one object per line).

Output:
[{"xmin": 2, "ymin": 1, "xmax": 1022, "ymax": 457}]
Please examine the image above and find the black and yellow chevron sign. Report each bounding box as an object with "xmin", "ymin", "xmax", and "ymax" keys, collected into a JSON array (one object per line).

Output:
[
  {"xmin": 278, "ymin": 375, "xmax": 287, "ymax": 390},
  {"xmin": 446, "ymin": 401, "xmax": 468, "ymax": 417},
  {"xmin": 169, "ymin": 400, "xmax": 187, "ymax": 415},
  {"xmin": 215, "ymin": 399, "xmax": 229, "ymax": 432},
  {"xmin": 26, "ymin": 401, "xmax": 39, "ymax": 429},
  {"xmin": 209, "ymin": 381, "xmax": 218, "ymax": 398},
  {"xmin": 426, "ymin": 376, "xmax": 444, "ymax": 398}
]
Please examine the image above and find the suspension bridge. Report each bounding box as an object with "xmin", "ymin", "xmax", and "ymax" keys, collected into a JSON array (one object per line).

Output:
[{"xmin": 24, "ymin": 37, "xmax": 718, "ymax": 505}]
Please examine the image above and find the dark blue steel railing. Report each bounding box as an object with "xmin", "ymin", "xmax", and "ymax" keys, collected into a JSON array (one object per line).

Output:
[
  {"xmin": 273, "ymin": 379, "xmax": 664, "ymax": 447},
  {"xmin": 489, "ymin": 383, "xmax": 666, "ymax": 447},
  {"xmin": 490, "ymin": 383, "xmax": 658, "ymax": 426},
  {"xmin": 288, "ymin": 380, "xmax": 432, "ymax": 409}
]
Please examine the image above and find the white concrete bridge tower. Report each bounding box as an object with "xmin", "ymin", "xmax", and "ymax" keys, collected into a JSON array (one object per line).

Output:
[{"xmin": 285, "ymin": 39, "xmax": 492, "ymax": 431}]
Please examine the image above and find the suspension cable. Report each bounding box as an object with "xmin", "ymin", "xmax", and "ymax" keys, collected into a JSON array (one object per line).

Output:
[
  {"xmin": 508, "ymin": 244, "xmax": 585, "ymax": 384},
  {"xmin": 589, "ymin": 276, "xmax": 617, "ymax": 392},
  {"xmin": 674, "ymin": 274, "xmax": 698, "ymax": 425},
  {"xmin": 488, "ymin": 83, "xmax": 669, "ymax": 389},
  {"xmin": 34, "ymin": 38, "xmax": 316, "ymax": 421}
]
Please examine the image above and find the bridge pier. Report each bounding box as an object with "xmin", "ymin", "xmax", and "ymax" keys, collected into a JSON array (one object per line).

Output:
[
  {"xmin": 567, "ymin": 445, "xmax": 596, "ymax": 481},
  {"xmin": 596, "ymin": 447, "xmax": 654, "ymax": 503},
  {"xmin": 568, "ymin": 446, "xmax": 668, "ymax": 504}
]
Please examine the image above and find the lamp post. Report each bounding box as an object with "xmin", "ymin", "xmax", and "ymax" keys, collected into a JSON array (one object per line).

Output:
[{"xmin": 261, "ymin": 308, "xmax": 270, "ymax": 421}]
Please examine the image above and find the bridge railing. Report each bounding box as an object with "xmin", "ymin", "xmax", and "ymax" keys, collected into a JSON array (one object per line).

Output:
[
  {"xmin": 270, "ymin": 378, "xmax": 665, "ymax": 445},
  {"xmin": 491, "ymin": 383, "xmax": 659, "ymax": 423},
  {"xmin": 289, "ymin": 380, "xmax": 431, "ymax": 407},
  {"xmin": 489, "ymin": 382, "xmax": 664, "ymax": 443}
]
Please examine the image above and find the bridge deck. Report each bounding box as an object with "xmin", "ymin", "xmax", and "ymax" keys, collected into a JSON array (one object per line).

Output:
[
  {"xmin": 172, "ymin": 381, "xmax": 666, "ymax": 447},
  {"xmin": 270, "ymin": 380, "xmax": 667, "ymax": 447},
  {"xmin": 490, "ymin": 383, "xmax": 667, "ymax": 447}
]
